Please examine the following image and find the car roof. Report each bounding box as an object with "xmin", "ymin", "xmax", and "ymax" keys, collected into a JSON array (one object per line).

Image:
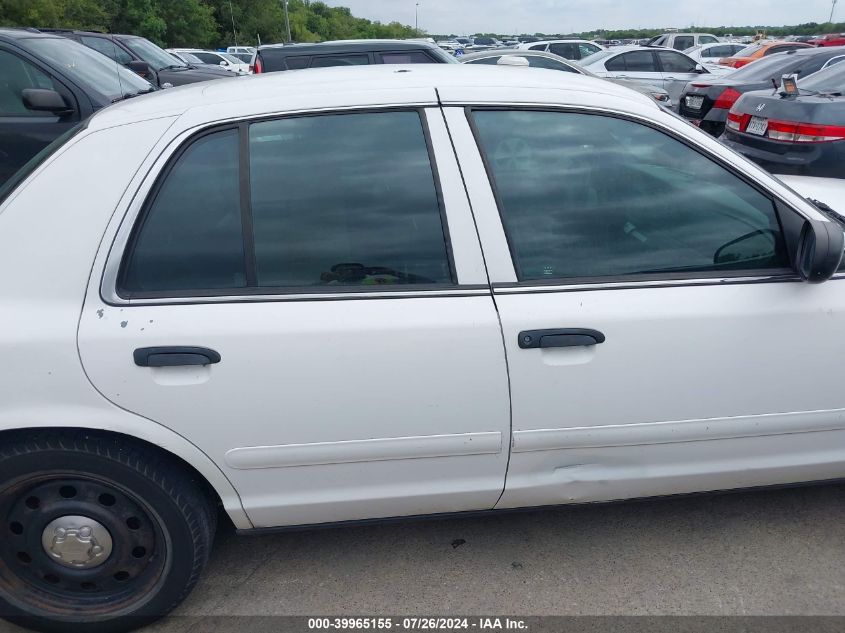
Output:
[
  {"xmin": 88, "ymin": 64, "xmax": 658, "ymax": 130},
  {"xmin": 258, "ymin": 40, "xmax": 437, "ymax": 53},
  {"xmin": 461, "ymin": 50, "xmax": 575, "ymax": 62},
  {"xmin": 0, "ymin": 28, "xmax": 67, "ymax": 41},
  {"xmin": 522, "ymin": 39, "xmax": 596, "ymax": 45}
]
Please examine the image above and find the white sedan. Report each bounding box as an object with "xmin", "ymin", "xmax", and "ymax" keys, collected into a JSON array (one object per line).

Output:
[{"xmin": 1, "ymin": 64, "xmax": 844, "ymax": 632}]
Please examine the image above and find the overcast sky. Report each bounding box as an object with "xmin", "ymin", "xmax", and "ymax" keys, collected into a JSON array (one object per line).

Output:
[{"xmin": 326, "ymin": 0, "xmax": 840, "ymax": 34}]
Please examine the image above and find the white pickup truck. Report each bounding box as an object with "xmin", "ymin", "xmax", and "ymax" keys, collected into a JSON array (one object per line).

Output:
[{"xmin": 1, "ymin": 65, "xmax": 844, "ymax": 632}]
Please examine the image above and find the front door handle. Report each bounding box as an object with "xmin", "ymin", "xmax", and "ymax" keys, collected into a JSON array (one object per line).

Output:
[
  {"xmin": 518, "ymin": 329, "xmax": 606, "ymax": 349},
  {"xmin": 134, "ymin": 346, "xmax": 221, "ymax": 367}
]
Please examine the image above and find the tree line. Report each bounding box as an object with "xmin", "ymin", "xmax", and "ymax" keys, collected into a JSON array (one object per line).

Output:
[{"xmin": 0, "ymin": 0, "xmax": 419, "ymax": 47}]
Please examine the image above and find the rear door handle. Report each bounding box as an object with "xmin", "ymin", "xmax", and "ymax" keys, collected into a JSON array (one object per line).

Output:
[
  {"xmin": 134, "ymin": 346, "xmax": 221, "ymax": 367},
  {"xmin": 518, "ymin": 329, "xmax": 606, "ymax": 349}
]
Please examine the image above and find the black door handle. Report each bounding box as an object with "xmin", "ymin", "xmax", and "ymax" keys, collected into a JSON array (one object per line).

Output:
[
  {"xmin": 134, "ymin": 346, "xmax": 221, "ymax": 367},
  {"xmin": 518, "ymin": 329, "xmax": 606, "ymax": 349}
]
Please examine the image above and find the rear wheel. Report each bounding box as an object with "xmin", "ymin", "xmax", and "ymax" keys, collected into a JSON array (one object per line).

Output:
[{"xmin": 0, "ymin": 431, "xmax": 216, "ymax": 633}]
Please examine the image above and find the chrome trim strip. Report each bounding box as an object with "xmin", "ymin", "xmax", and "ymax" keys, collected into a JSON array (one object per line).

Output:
[
  {"xmin": 493, "ymin": 274, "xmax": 802, "ymax": 294},
  {"xmin": 225, "ymin": 432, "xmax": 503, "ymax": 470},
  {"xmin": 512, "ymin": 409, "xmax": 845, "ymax": 453}
]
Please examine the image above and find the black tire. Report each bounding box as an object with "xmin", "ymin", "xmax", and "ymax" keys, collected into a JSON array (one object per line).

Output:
[{"xmin": 0, "ymin": 430, "xmax": 217, "ymax": 633}]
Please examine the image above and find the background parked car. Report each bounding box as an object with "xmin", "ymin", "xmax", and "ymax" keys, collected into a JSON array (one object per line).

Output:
[
  {"xmin": 170, "ymin": 48, "xmax": 250, "ymax": 74},
  {"xmin": 721, "ymin": 61, "xmax": 845, "ymax": 178},
  {"xmin": 253, "ymin": 40, "xmax": 456, "ymax": 73},
  {"xmin": 44, "ymin": 29, "xmax": 235, "ymax": 87},
  {"xmin": 679, "ymin": 47, "xmax": 845, "ymax": 136},
  {"xmin": 809, "ymin": 33, "xmax": 845, "ymax": 47},
  {"xmin": 684, "ymin": 42, "xmax": 747, "ymax": 67},
  {"xmin": 227, "ymin": 45, "xmax": 256, "ymax": 56},
  {"xmin": 518, "ymin": 39, "xmax": 604, "ymax": 61},
  {"xmin": 718, "ymin": 41, "xmax": 813, "ymax": 68},
  {"xmin": 580, "ymin": 45, "xmax": 710, "ymax": 103},
  {"xmin": 460, "ymin": 49, "xmax": 672, "ymax": 106},
  {"xmin": 0, "ymin": 28, "xmax": 153, "ymax": 187},
  {"xmin": 647, "ymin": 32, "xmax": 721, "ymax": 50}
]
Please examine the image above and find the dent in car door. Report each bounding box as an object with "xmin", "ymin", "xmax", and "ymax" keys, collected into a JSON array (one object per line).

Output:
[
  {"xmin": 79, "ymin": 107, "xmax": 510, "ymax": 529},
  {"xmin": 449, "ymin": 106, "xmax": 845, "ymax": 508}
]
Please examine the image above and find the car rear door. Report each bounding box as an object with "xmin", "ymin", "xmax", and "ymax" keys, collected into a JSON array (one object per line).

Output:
[
  {"xmin": 444, "ymin": 104, "xmax": 845, "ymax": 509},
  {"xmin": 0, "ymin": 46, "xmax": 81, "ymax": 187},
  {"xmin": 78, "ymin": 105, "xmax": 510, "ymax": 529}
]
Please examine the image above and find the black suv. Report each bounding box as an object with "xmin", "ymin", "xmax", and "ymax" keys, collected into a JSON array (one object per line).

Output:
[
  {"xmin": 0, "ymin": 28, "xmax": 155, "ymax": 187},
  {"xmin": 254, "ymin": 40, "xmax": 456, "ymax": 73},
  {"xmin": 42, "ymin": 30, "xmax": 234, "ymax": 88}
]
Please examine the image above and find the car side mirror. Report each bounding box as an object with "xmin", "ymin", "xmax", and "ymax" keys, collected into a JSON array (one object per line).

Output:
[
  {"xmin": 21, "ymin": 89, "xmax": 72, "ymax": 115},
  {"xmin": 219, "ymin": 61, "xmax": 228, "ymax": 66},
  {"xmin": 126, "ymin": 60, "xmax": 153, "ymax": 79},
  {"xmin": 695, "ymin": 63, "xmax": 707, "ymax": 73},
  {"xmin": 796, "ymin": 219, "xmax": 844, "ymax": 283}
]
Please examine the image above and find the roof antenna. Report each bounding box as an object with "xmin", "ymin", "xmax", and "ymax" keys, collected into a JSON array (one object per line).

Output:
[
  {"xmin": 228, "ymin": 0, "xmax": 238, "ymax": 46},
  {"xmin": 109, "ymin": 33, "xmax": 127, "ymax": 100}
]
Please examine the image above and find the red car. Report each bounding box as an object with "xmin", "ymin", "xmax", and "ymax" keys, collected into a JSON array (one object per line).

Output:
[{"xmin": 810, "ymin": 33, "xmax": 845, "ymax": 46}]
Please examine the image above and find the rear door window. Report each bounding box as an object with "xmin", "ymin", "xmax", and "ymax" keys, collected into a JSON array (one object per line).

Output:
[
  {"xmin": 284, "ymin": 56, "xmax": 310, "ymax": 70},
  {"xmin": 548, "ymin": 43, "xmax": 578, "ymax": 59},
  {"xmin": 309, "ymin": 54, "xmax": 369, "ymax": 68},
  {"xmin": 621, "ymin": 51, "xmax": 658, "ymax": 71}
]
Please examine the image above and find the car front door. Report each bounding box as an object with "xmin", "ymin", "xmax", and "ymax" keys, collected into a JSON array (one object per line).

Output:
[
  {"xmin": 603, "ymin": 50, "xmax": 663, "ymax": 90},
  {"xmin": 446, "ymin": 106, "xmax": 845, "ymax": 509},
  {"xmin": 0, "ymin": 47, "xmax": 80, "ymax": 187},
  {"xmin": 656, "ymin": 49, "xmax": 705, "ymax": 101},
  {"xmin": 78, "ymin": 107, "xmax": 510, "ymax": 529}
]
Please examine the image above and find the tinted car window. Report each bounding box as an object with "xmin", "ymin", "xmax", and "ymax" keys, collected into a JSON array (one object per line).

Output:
[
  {"xmin": 549, "ymin": 43, "xmax": 578, "ymax": 59},
  {"xmin": 81, "ymin": 36, "xmax": 134, "ymax": 64},
  {"xmin": 310, "ymin": 54, "xmax": 369, "ymax": 68},
  {"xmin": 578, "ymin": 43, "xmax": 600, "ymax": 58},
  {"xmin": 526, "ymin": 56, "xmax": 578, "ymax": 71},
  {"xmin": 703, "ymin": 45, "xmax": 732, "ymax": 58},
  {"xmin": 0, "ymin": 50, "xmax": 57, "ymax": 115},
  {"xmin": 800, "ymin": 60, "xmax": 845, "ymax": 91},
  {"xmin": 699, "ymin": 36, "xmax": 719, "ymax": 44},
  {"xmin": 674, "ymin": 36, "xmax": 694, "ymax": 50},
  {"xmin": 121, "ymin": 130, "xmax": 245, "ymax": 293},
  {"xmin": 248, "ymin": 111, "xmax": 453, "ymax": 287},
  {"xmin": 621, "ymin": 51, "xmax": 657, "ymax": 71},
  {"xmin": 472, "ymin": 110, "xmax": 788, "ymax": 281},
  {"xmin": 380, "ymin": 52, "xmax": 433, "ymax": 64},
  {"xmin": 529, "ymin": 44, "xmax": 547, "ymax": 51},
  {"xmin": 657, "ymin": 51, "xmax": 697, "ymax": 72}
]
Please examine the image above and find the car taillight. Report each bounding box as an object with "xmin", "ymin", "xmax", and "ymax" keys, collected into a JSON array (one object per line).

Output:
[
  {"xmin": 767, "ymin": 120, "xmax": 845, "ymax": 143},
  {"xmin": 726, "ymin": 110, "xmax": 746, "ymax": 131},
  {"xmin": 254, "ymin": 57, "xmax": 263, "ymax": 74},
  {"xmin": 713, "ymin": 87, "xmax": 741, "ymax": 109}
]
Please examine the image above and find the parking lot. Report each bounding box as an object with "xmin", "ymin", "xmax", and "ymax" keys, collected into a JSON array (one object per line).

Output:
[{"xmin": 113, "ymin": 483, "xmax": 845, "ymax": 630}]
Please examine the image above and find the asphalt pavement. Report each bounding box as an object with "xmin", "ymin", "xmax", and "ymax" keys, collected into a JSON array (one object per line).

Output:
[{"xmin": 153, "ymin": 483, "xmax": 845, "ymax": 625}]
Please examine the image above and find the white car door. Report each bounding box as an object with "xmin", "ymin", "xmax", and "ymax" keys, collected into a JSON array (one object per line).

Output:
[
  {"xmin": 446, "ymin": 105, "xmax": 845, "ymax": 509},
  {"xmin": 78, "ymin": 107, "xmax": 511, "ymax": 528},
  {"xmin": 602, "ymin": 50, "xmax": 664, "ymax": 91}
]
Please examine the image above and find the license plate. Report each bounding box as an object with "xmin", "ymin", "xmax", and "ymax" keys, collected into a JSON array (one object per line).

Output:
[
  {"xmin": 747, "ymin": 116, "xmax": 768, "ymax": 136},
  {"xmin": 685, "ymin": 95, "xmax": 704, "ymax": 110}
]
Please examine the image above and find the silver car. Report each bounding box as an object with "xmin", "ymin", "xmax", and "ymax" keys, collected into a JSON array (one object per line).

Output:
[
  {"xmin": 579, "ymin": 45, "xmax": 710, "ymax": 103},
  {"xmin": 460, "ymin": 49, "xmax": 673, "ymax": 107}
]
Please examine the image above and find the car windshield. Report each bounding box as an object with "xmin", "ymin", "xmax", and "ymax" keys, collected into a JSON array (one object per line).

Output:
[
  {"xmin": 685, "ymin": 45, "xmax": 702, "ymax": 54},
  {"xmin": 24, "ymin": 37, "xmax": 153, "ymax": 99},
  {"xmin": 799, "ymin": 61, "xmax": 845, "ymax": 92},
  {"xmin": 734, "ymin": 44, "xmax": 763, "ymax": 57},
  {"xmin": 724, "ymin": 52, "xmax": 802, "ymax": 80},
  {"xmin": 220, "ymin": 53, "xmax": 243, "ymax": 64},
  {"xmin": 177, "ymin": 52, "xmax": 204, "ymax": 64},
  {"xmin": 122, "ymin": 37, "xmax": 186, "ymax": 70}
]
